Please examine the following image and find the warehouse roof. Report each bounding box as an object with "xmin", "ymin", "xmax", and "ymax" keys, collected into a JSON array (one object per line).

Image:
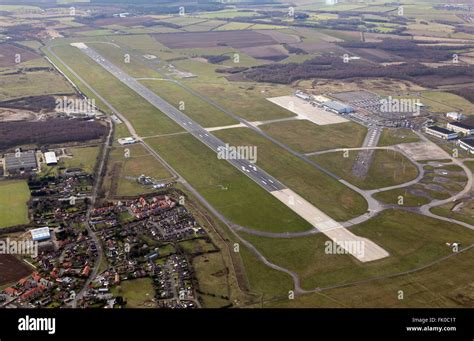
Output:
[
  {"xmin": 5, "ymin": 150, "xmax": 37, "ymax": 170},
  {"xmin": 324, "ymin": 100, "xmax": 354, "ymax": 113},
  {"xmin": 426, "ymin": 126, "xmax": 455, "ymax": 135},
  {"xmin": 30, "ymin": 227, "xmax": 51, "ymax": 242},
  {"xmin": 44, "ymin": 152, "xmax": 58, "ymax": 165},
  {"xmin": 448, "ymin": 121, "xmax": 474, "ymax": 130},
  {"xmin": 460, "ymin": 138, "xmax": 474, "ymax": 148}
]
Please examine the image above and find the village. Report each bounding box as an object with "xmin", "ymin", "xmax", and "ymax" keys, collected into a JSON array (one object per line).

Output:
[{"xmin": 0, "ymin": 169, "xmax": 216, "ymax": 309}]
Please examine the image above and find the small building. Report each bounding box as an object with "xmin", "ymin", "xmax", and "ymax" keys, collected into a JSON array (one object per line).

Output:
[
  {"xmin": 30, "ymin": 227, "xmax": 51, "ymax": 242},
  {"xmin": 5, "ymin": 150, "xmax": 38, "ymax": 175},
  {"xmin": 44, "ymin": 152, "xmax": 58, "ymax": 166},
  {"xmin": 425, "ymin": 126, "xmax": 458, "ymax": 140},
  {"xmin": 118, "ymin": 137, "xmax": 137, "ymax": 145},
  {"xmin": 446, "ymin": 112, "xmax": 464, "ymax": 121},
  {"xmin": 295, "ymin": 91, "xmax": 311, "ymax": 101},
  {"xmin": 447, "ymin": 122, "xmax": 474, "ymax": 136},
  {"xmin": 458, "ymin": 138, "xmax": 474, "ymax": 154},
  {"xmin": 324, "ymin": 100, "xmax": 354, "ymax": 114}
]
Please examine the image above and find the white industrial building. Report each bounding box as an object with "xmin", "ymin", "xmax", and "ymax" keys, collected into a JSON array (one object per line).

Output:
[
  {"xmin": 44, "ymin": 152, "xmax": 58, "ymax": 166},
  {"xmin": 30, "ymin": 227, "xmax": 51, "ymax": 242},
  {"xmin": 458, "ymin": 138, "xmax": 474, "ymax": 154},
  {"xmin": 447, "ymin": 122, "xmax": 474, "ymax": 136},
  {"xmin": 446, "ymin": 112, "xmax": 464, "ymax": 121},
  {"xmin": 295, "ymin": 91, "xmax": 311, "ymax": 101},
  {"xmin": 425, "ymin": 126, "xmax": 458, "ymax": 140},
  {"xmin": 324, "ymin": 100, "xmax": 354, "ymax": 114}
]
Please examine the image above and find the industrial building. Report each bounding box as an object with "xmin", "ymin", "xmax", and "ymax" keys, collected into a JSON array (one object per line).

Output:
[
  {"xmin": 458, "ymin": 138, "xmax": 474, "ymax": 154},
  {"xmin": 447, "ymin": 122, "xmax": 474, "ymax": 136},
  {"xmin": 295, "ymin": 91, "xmax": 311, "ymax": 101},
  {"xmin": 425, "ymin": 126, "xmax": 458, "ymax": 140},
  {"xmin": 30, "ymin": 227, "xmax": 51, "ymax": 242},
  {"xmin": 323, "ymin": 100, "xmax": 354, "ymax": 114},
  {"xmin": 44, "ymin": 152, "xmax": 58, "ymax": 166},
  {"xmin": 446, "ymin": 112, "xmax": 464, "ymax": 121},
  {"xmin": 4, "ymin": 150, "xmax": 38, "ymax": 175}
]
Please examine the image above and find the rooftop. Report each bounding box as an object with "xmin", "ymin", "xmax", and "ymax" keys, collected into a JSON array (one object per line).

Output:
[
  {"xmin": 460, "ymin": 138, "xmax": 474, "ymax": 148},
  {"xmin": 426, "ymin": 126, "xmax": 456, "ymax": 135},
  {"xmin": 30, "ymin": 227, "xmax": 51, "ymax": 241},
  {"xmin": 324, "ymin": 100, "xmax": 353, "ymax": 112},
  {"xmin": 448, "ymin": 121, "xmax": 474, "ymax": 130},
  {"xmin": 5, "ymin": 150, "xmax": 37, "ymax": 170}
]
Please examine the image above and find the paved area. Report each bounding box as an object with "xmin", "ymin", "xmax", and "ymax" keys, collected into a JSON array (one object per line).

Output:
[
  {"xmin": 271, "ymin": 189, "xmax": 389, "ymax": 262},
  {"xmin": 205, "ymin": 123, "xmax": 247, "ymax": 132},
  {"xmin": 398, "ymin": 141, "xmax": 449, "ymax": 161},
  {"xmin": 267, "ymin": 96, "xmax": 348, "ymax": 125},
  {"xmin": 351, "ymin": 126, "xmax": 382, "ymax": 179}
]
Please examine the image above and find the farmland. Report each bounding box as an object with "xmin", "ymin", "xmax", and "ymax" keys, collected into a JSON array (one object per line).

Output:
[
  {"xmin": 0, "ymin": 255, "xmax": 33, "ymax": 287},
  {"xmin": 0, "ymin": 181, "xmax": 30, "ymax": 228}
]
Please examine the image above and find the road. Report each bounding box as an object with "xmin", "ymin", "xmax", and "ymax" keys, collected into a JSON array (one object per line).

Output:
[{"xmin": 72, "ymin": 118, "xmax": 112, "ymax": 307}]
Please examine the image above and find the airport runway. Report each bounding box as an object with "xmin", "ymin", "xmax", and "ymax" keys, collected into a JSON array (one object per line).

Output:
[
  {"xmin": 71, "ymin": 43, "xmax": 284, "ymax": 193},
  {"xmin": 71, "ymin": 43, "xmax": 389, "ymax": 262}
]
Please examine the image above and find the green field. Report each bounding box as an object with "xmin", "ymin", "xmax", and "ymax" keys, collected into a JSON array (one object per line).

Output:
[
  {"xmin": 60, "ymin": 146, "xmax": 100, "ymax": 174},
  {"xmin": 0, "ymin": 181, "xmax": 30, "ymax": 228},
  {"xmin": 146, "ymin": 133, "xmax": 313, "ymax": 233},
  {"xmin": 214, "ymin": 127, "xmax": 368, "ymax": 221},
  {"xmin": 106, "ymin": 144, "xmax": 173, "ymax": 197},
  {"xmin": 240, "ymin": 210, "xmax": 474, "ymax": 291},
  {"xmin": 419, "ymin": 91, "xmax": 474, "ymax": 114},
  {"xmin": 109, "ymin": 34, "xmax": 183, "ymax": 62},
  {"xmin": 111, "ymin": 278, "xmax": 155, "ymax": 308},
  {"xmin": 260, "ymin": 120, "xmax": 367, "ymax": 153},
  {"xmin": 193, "ymin": 252, "xmax": 231, "ymax": 307},
  {"xmin": 0, "ymin": 69, "xmax": 73, "ymax": 101},
  {"xmin": 373, "ymin": 188, "xmax": 431, "ymax": 207},
  {"xmin": 312, "ymin": 149, "xmax": 419, "ymax": 190},
  {"xmin": 266, "ymin": 248, "xmax": 474, "ymax": 308},
  {"xmin": 182, "ymin": 81, "xmax": 299, "ymax": 122},
  {"xmin": 177, "ymin": 238, "xmax": 218, "ymax": 255},
  {"xmin": 430, "ymin": 199, "xmax": 474, "ymax": 226},
  {"xmin": 140, "ymin": 79, "xmax": 238, "ymax": 128}
]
